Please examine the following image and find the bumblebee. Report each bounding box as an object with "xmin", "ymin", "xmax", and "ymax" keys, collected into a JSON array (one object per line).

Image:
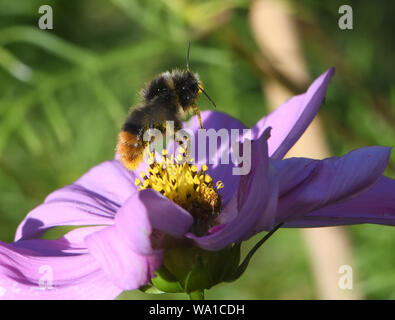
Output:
[{"xmin": 116, "ymin": 43, "xmax": 216, "ymax": 171}]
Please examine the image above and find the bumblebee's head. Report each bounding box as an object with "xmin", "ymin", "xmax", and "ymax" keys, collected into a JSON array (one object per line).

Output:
[
  {"xmin": 172, "ymin": 42, "xmax": 216, "ymax": 111},
  {"xmin": 142, "ymin": 42, "xmax": 216, "ymax": 119},
  {"xmin": 171, "ymin": 70, "xmax": 201, "ymax": 110}
]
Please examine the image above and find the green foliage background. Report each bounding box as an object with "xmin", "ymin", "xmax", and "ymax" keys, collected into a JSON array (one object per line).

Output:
[{"xmin": 0, "ymin": 0, "xmax": 394, "ymax": 299}]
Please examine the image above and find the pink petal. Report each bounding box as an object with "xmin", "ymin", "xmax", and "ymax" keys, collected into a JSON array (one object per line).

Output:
[
  {"xmin": 0, "ymin": 239, "xmax": 120, "ymax": 300},
  {"xmin": 283, "ymin": 176, "xmax": 395, "ymax": 227},
  {"xmin": 85, "ymin": 225, "xmax": 161, "ymax": 291},
  {"xmin": 274, "ymin": 146, "xmax": 391, "ymax": 223},
  {"xmin": 250, "ymin": 68, "xmax": 335, "ymax": 159},
  {"xmin": 15, "ymin": 160, "xmax": 135, "ymax": 241},
  {"xmin": 85, "ymin": 190, "xmax": 194, "ymax": 289},
  {"xmin": 184, "ymin": 110, "xmax": 246, "ymax": 138},
  {"xmin": 187, "ymin": 128, "xmax": 278, "ymax": 250},
  {"xmin": 114, "ymin": 190, "xmax": 193, "ymax": 256},
  {"xmin": 74, "ymin": 160, "xmax": 136, "ymax": 204}
]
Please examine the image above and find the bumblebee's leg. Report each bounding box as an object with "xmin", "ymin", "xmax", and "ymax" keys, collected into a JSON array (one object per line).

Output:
[
  {"xmin": 174, "ymin": 120, "xmax": 182, "ymax": 135},
  {"xmin": 173, "ymin": 119, "xmax": 193, "ymax": 162},
  {"xmin": 192, "ymin": 104, "xmax": 204, "ymax": 129},
  {"xmin": 149, "ymin": 120, "xmax": 155, "ymax": 155},
  {"xmin": 136, "ymin": 127, "xmax": 144, "ymax": 145}
]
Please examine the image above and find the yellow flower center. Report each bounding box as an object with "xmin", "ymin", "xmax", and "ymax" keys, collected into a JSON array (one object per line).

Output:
[{"xmin": 135, "ymin": 148, "xmax": 224, "ymax": 236}]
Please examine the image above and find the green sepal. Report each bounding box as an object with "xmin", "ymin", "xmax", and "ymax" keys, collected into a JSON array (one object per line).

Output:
[
  {"xmin": 139, "ymin": 284, "xmax": 165, "ymax": 294},
  {"xmin": 199, "ymin": 243, "xmax": 241, "ymax": 284},
  {"xmin": 146, "ymin": 243, "xmax": 242, "ymax": 294},
  {"xmin": 222, "ymin": 243, "xmax": 242, "ymax": 282},
  {"xmin": 188, "ymin": 290, "xmax": 205, "ymax": 300},
  {"xmin": 185, "ymin": 256, "xmax": 212, "ymax": 293},
  {"xmin": 151, "ymin": 267, "xmax": 184, "ymax": 293},
  {"xmin": 162, "ymin": 247, "xmax": 198, "ymax": 289}
]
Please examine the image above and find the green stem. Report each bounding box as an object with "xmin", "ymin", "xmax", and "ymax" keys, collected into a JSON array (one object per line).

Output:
[
  {"xmin": 188, "ymin": 290, "xmax": 205, "ymax": 300},
  {"xmin": 230, "ymin": 223, "xmax": 284, "ymax": 281}
]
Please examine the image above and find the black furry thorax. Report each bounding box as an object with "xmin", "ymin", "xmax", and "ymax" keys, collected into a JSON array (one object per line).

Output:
[{"xmin": 142, "ymin": 69, "xmax": 201, "ymax": 110}]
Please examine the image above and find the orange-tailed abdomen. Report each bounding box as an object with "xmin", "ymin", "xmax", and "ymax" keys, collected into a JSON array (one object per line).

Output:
[{"xmin": 116, "ymin": 130, "xmax": 145, "ymax": 171}]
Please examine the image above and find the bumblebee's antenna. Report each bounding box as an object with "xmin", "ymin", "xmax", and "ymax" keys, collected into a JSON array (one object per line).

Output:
[
  {"xmin": 186, "ymin": 41, "xmax": 216, "ymax": 130},
  {"xmin": 186, "ymin": 41, "xmax": 191, "ymax": 70},
  {"xmin": 199, "ymin": 86, "xmax": 216, "ymax": 108}
]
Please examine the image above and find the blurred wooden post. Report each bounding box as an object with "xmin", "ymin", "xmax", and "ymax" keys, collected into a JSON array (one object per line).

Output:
[{"xmin": 249, "ymin": 0, "xmax": 361, "ymax": 299}]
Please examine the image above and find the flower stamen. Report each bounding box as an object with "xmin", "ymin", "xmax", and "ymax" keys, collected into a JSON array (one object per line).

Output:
[{"xmin": 135, "ymin": 149, "xmax": 224, "ymax": 236}]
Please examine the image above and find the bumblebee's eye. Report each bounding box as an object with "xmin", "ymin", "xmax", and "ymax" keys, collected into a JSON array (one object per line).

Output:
[{"xmin": 181, "ymin": 86, "xmax": 186, "ymax": 91}]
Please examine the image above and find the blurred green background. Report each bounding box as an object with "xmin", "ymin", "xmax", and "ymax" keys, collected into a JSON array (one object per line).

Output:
[{"xmin": 0, "ymin": 0, "xmax": 394, "ymax": 299}]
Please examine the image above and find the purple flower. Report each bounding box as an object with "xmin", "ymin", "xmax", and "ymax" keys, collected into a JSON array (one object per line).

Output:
[{"xmin": 1, "ymin": 67, "xmax": 394, "ymax": 299}]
